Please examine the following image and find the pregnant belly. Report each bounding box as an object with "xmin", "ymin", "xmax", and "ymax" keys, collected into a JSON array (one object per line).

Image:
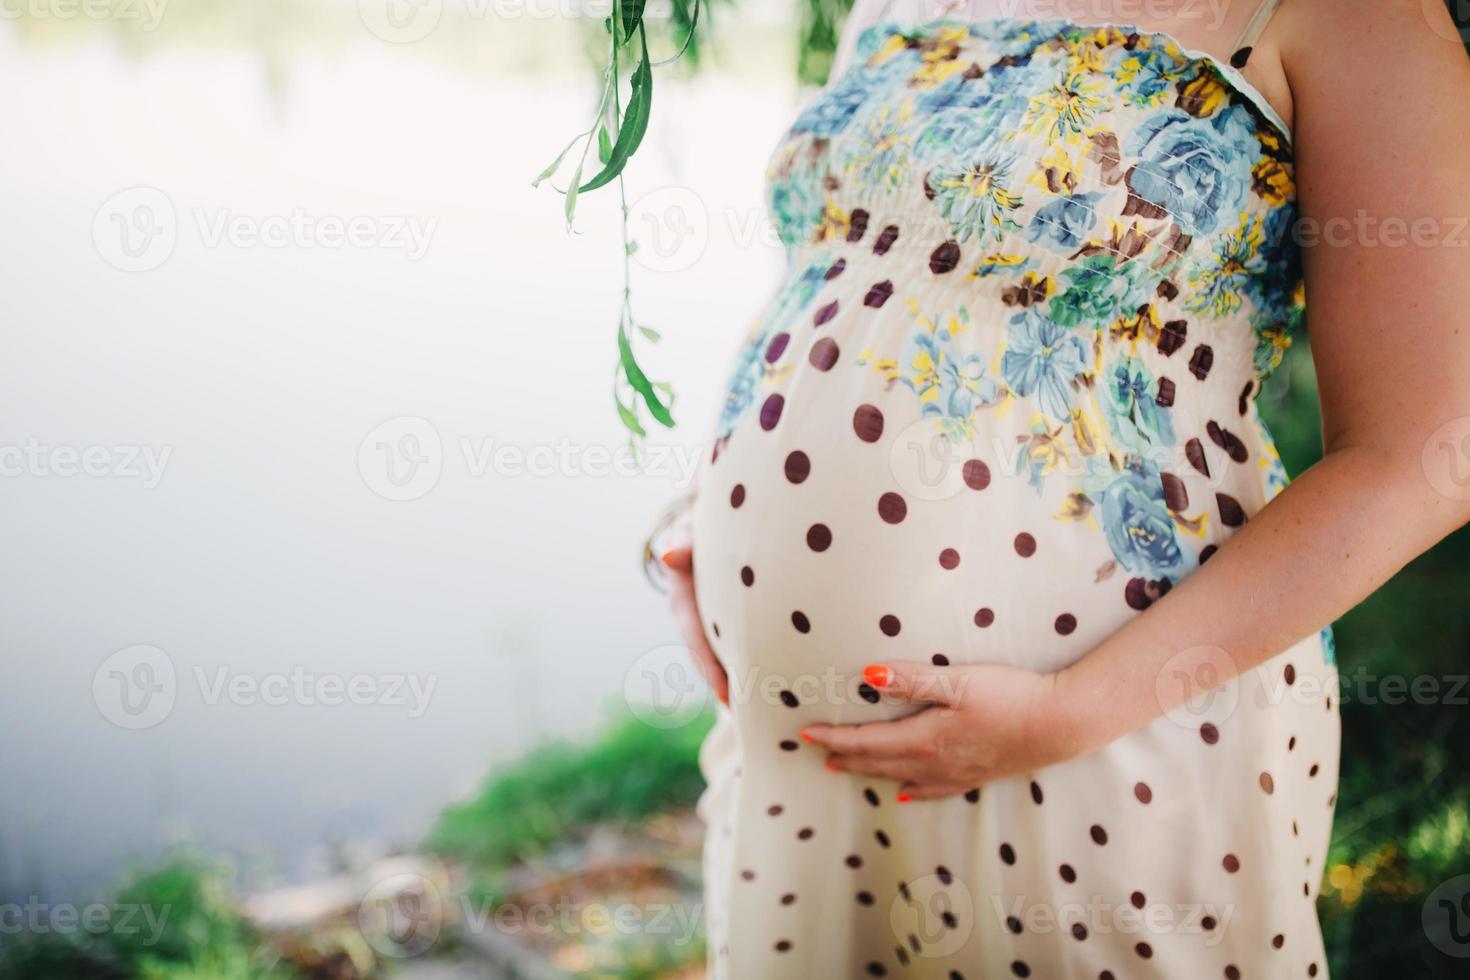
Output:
[{"xmin": 690, "ymin": 352, "xmax": 1138, "ymax": 731}]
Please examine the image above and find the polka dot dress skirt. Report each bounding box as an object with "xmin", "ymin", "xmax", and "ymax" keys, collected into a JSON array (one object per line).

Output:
[{"xmin": 690, "ymin": 16, "xmax": 1340, "ymax": 979}]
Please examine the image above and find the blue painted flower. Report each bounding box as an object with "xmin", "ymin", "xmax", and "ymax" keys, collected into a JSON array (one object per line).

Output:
[
  {"xmin": 1318, "ymin": 625, "xmax": 1337, "ymax": 668},
  {"xmin": 1124, "ymin": 104, "xmax": 1259, "ymax": 236},
  {"xmin": 1099, "ymin": 464, "xmax": 1188, "ymax": 579},
  {"xmin": 1002, "ymin": 309, "xmax": 1088, "ymax": 419},
  {"xmin": 790, "ymin": 76, "xmax": 871, "ymax": 137},
  {"xmin": 1103, "ymin": 355, "xmax": 1175, "ymax": 455},
  {"xmin": 1116, "ymin": 45, "xmax": 1185, "ymax": 105},
  {"xmin": 1026, "ymin": 193, "xmax": 1103, "ymax": 254}
]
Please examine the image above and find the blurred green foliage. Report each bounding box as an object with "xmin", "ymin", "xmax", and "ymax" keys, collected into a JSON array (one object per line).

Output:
[
  {"xmin": 0, "ymin": 857, "xmax": 293, "ymax": 980},
  {"xmin": 428, "ymin": 708, "xmax": 714, "ymax": 873}
]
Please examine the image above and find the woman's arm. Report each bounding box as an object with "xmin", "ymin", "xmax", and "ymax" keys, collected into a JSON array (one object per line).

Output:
[
  {"xmin": 1060, "ymin": 0, "xmax": 1470, "ymax": 747},
  {"xmin": 804, "ymin": 0, "xmax": 1470, "ymax": 795}
]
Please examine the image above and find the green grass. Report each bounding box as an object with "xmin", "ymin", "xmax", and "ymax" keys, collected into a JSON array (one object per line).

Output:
[
  {"xmin": 0, "ymin": 857, "xmax": 295, "ymax": 980},
  {"xmin": 428, "ymin": 706, "xmax": 714, "ymax": 872}
]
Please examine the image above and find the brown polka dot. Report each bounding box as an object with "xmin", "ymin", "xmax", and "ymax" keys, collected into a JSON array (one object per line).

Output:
[
  {"xmin": 1131, "ymin": 891, "xmax": 1146, "ymax": 909},
  {"xmin": 932, "ymin": 653, "xmax": 950, "ymax": 666},
  {"xmin": 809, "ymin": 337, "xmax": 840, "ymax": 371},
  {"xmin": 780, "ymin": 893, "xmax": 796, "ymax": 905},
  {"xmin": 1006, "ymin": 916, "xmax": 1023, "ymax": 934},
  {"xmin": 936, "ymin": 865, "xmax": 953, "ymax": 884},
  {"xmin": 1309, "ymin": 763, "xmax": 1320, "ymax": 777},
  {"xmin": 963, "ymin": 459, "xmax": 991, "ymax": 490},
  {"xmin": 1059, "ymin": 864, "xmax": 1076, "ymax": 883},
  {"xmin": 1055, "ymin": 613, "xmax": 1077, "ymax": 635},
  {"xmin": 797, "ymin": 827, "xmax": 814, "ymax": 840},
  {"xmin": 874, "ymin": 225, "xmax": 900, "ymax": 255},
  {"xmin": 856, "ymin": 890, "xmax": 875, "ymax": 906},
  {"xmin": 879, "ymin": 614, "xmax": 902, "ymax": 636},
  {"xmin": 1201, "ymin": 723, "xmax": 1220, "ymax": 745},
  {"xmin": 939, "ymin": 548, "xmax": 961, "ymax": 569},
  {"xmin": 1284, "ymin": 663, "xmax": 1297, "ymax": 685},
  {"xmin": 1014, "ymin": 532, "xmax": 1036, "ymax": 557},
  {"xmin": 765, "ymin": 332, "xmax": 790, "ymax": 362},
  {"xmin": 853, "ymin": 404, "xmax": 885, "ymax": 442},
  {"xmin": 1101, "ymin": 973, "xmax": 1116, "ymax": 980},
  {"xmin": 779, "ymin": 739, "xmax": 798, "ymax": 751},
  {"xmin": 865, "ymin": 964, "xmax": 887, "ymax": 978},
  {"xmin": 814, "ymin": 299, "xmax": 839, "ymax": 326},
  {"xmin": 898, "ymin": 882, "xmax": 911, "ymax": 901},
  {"xmin": 784, "ymin": 450, "xmax": 811, "ymax": 483},
  {"xmin": 759, "ymin": 394, "xmax": 784, "ymax": 430},
  {"xmin": 864, "ymin": 280, "xmax": 895, "ymax": 307},
  {"xmin": 864, "ymin": 788, "xmax": 880, "ymax": 807},
  {"xmin": 1260, "ymin": 772, "xmax": 1275, "ymax": 794},
  {"xmin": 806, "ymin": 523, "xmax": 833, "ymax": 552},
  {"xmin": 1072, "ymin": 923, "xmax": 1088, "ymax": 941},
  {"xmin": 791, "ymin": 610, "xmax": 811, "ymax": 633},
  {"xmin": 1202, "ymin": 916, "xmax": 1217, "ymax": 931},
  {"xmin": 1134, "ymin": 782, "xmax": 1153, "ymax": 804},
  {"xmin": 779, "ymin": 690, "xmax": 799, "ymax": 708},
  {"xmin": 930, "ymin": 240, "xmax": 961, "ymax": 274},
  {"xmin": 1135, "ymin": 942, "xmax": 1153, "ymax": 959},
  {"xmin": 964, "ymin": 788, "xmax": 980, "ymax": 803},
  {"xmin": 1309, "ymin": 963, "xmax": 1319, "ymax": 976},
  {"xmin": 1185, "ymin": 437, "xmax": 1211, "ymax": 476},
  {"xmin": 741, "ymin": 869, "xmax": 755, "ymax": 881},
  {"xmin": 847, "ymin": 209, "xmax": 869, "ymax": 242},
  {"xmin": 1090, "ymin": 824, "xmax": 1108, "ymax": 845},
  {"xmin": 1216, "ymin": 492, "xmax": 1246, "ymax": 527},
  {"xmin": 858, "ymin": 683, "xmax": 881, "ymax": 704},
  {"xmin": 767, "ymin": 804, "xmax": 783, "ymax": 816},
  {"xmin": 879, "ymin": 492, "xmax": 908, "ymax": 523},
  {"xmin": 1225, "ymin": 967, "xmax": 1241, "ymax": 980},
  {"xmin": 1272, "ymin": 934, "xmax": 1285, "ymax": 949},
  {"xmin": 740, "ymin": 566, "xmax": 755, "ymax": 587},
  {"xmin": 1288, "ymin": 735, "xmax": 1297, "ymax": 751},
  {"xmin": 974, "ymin": 607, "xmax": 995, "ymax": 628},
  {"xmin": 846, "ymin": 854, "xmax": 862, "ymax": 868},
  {"xmin": 875, "ymin": 830, "xmax": 891, "ymax": 848},
  {"xmin": 711, "ymin": 622, "xmax": 720, "ymax": 637},
  {"xmin": 1030, "ymin": 781, "xmax": 1044, "ymax": 804},
  {"xmin": 730, "ymin": 484, "xmax": 745, "ymax": 508},
  {"xmin": 775, "ymin": 939, "xmax": 792, "ymax": 952},
  {"xmin": 1189, "ymin": 344, "xmax": 1214, "ymax": 380},
  {"xmin": 1223, "ymin": 853, "xmax": 1241, "ymax": 873},
  {"xmin": 825, "ymin": 258, "xmax": 846, "ymax": 279},
  {"xmin": 1230, "ymin": 45, "xmax": 1252, "ymax": 68},
  {"xmin": 999, "ymin": 843, "xmax": 1016, "ymax": 865}
]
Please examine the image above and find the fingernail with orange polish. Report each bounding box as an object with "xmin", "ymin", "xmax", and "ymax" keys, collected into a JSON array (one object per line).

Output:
[
  {"xmin": 799, "ymin": 730, "xmax": 815, "ymax": 743},
  {"xmin": 863, "ymin": 664, "xmax": 890, "ymax": 688},
  {"xmin": 825, "ymin": 759, "xmax": 840, "ymax": 772},
  {"xmin": 659, "ymin": 550, "xmax": 676, "ymax": 567},
  {"xmin": 896, "ymin": 792, "xmax": 912, "ymax": 803}
]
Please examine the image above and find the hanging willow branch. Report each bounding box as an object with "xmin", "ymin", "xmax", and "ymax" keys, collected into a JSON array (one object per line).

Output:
[{"xmin": 533, "ymin": 0, "xmax": 850, "ymax": 441}]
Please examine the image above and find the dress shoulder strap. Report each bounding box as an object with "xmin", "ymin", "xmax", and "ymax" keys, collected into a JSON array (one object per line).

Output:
[{"xmin": 1233, "ymin": 0, "xmax": 1286, "ymax": 51}]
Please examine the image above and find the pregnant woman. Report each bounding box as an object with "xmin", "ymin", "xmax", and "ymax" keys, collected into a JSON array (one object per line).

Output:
[{"xmin": 652, "ymin": 0, "xmax": 1470, "ymax": 975}]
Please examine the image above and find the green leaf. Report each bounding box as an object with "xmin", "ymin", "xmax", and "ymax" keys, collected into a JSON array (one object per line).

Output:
[
  {"xmin": 531, "ymin": 133, "xmax": 584, "ymax": 189},
  {"xmin": 620, "ymin": 0, "xmax": 647, "ymax": 42},
  {"xmin": 638, "ymin": 324, "xmax": 661, "ymax": 342},
  {"xmin": 564, "ymin": 160, "xmax": 583, "ymax": 230},
  {"xmin": 618, "ymin": 321, "xmax": 675, "ymax": 429},
  {"xmin": 614, "ymin": 391, "xmax": 646, "ymax": 437},
  {"xmin": 578, "ymin": 26, "xmax": 653, "ymax": 193},
  {"xmin": 597, "ymin": 125, "xmax": 612, "ymax": 164}
]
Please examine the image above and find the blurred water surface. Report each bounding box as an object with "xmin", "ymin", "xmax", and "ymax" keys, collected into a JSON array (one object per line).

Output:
[{"xmin": 0, "ymin": 2, "xmax": 798, "ymax": 900}]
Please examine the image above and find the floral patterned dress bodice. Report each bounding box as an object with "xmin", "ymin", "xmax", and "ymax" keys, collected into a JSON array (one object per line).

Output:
[{"xmin": 710, "ymin": 17, "xmax": 1309, "ymax": 609}]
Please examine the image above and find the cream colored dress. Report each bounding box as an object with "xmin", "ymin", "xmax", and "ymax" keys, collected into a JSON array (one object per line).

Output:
[{"xmin": 692, "ymin": 11, "xmax": 1339, "ymax": 979}]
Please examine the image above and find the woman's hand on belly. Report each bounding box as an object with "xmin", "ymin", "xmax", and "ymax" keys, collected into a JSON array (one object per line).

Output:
[
  {"xmin": 800, "ymin": 661, "xmax": 1085, "ymax": 802},
  {"xmin": 660, "ymin": 533, "xmax": 729, "ymax": 706}
]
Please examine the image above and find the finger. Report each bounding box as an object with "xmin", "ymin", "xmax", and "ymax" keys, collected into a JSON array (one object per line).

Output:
[
  {"xmin": 896, "ymin": 782, "xmax": 973, "ymax": 802},
  {"xmin": 862, "ymin": 662, "xmax": 960, "ymax": 706},
  {"xmin": 660, "ymin": 543, "xmax": 694, "ymax": 575},
  {"xmin": 801, "ymin": 709, "xmax": 937, "ymax": 757},
  {"xmin": 825, "ymin": 754, "xmax": 931, "ymax": 784}
]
